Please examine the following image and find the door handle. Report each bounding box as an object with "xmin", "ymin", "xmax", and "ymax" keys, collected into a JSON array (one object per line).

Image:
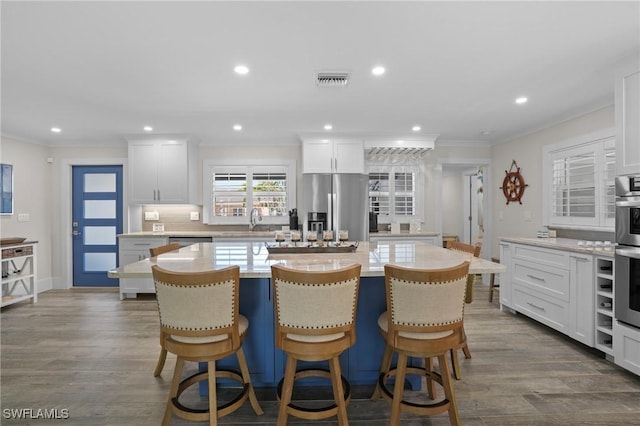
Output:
[{"xmin": 72, "ymin": 230, "xmax": 81, "ymax": 236}]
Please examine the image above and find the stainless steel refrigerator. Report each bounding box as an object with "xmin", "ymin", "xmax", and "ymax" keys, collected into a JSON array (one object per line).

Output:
[{"xmin": 301, "ymin": 174, "xmax": 369, "ymax": 242}]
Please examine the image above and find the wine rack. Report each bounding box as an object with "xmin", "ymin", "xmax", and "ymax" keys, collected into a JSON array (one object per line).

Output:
[{"xmin": 594, "ymin": 256, "xmax": 614, "ymax": 355}]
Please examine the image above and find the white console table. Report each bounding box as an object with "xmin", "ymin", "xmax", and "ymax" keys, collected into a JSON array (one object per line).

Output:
[{"xmin": 1, "ymin": 241, "xmax": 38, "ymax": 308}]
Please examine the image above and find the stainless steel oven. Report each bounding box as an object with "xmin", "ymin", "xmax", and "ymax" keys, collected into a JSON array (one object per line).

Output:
[{"xmin": 615, "ymin": 175, "xmax": 640, "ymax": 329}]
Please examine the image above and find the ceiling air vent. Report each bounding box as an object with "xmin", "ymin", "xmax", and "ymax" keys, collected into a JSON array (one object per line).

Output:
[{"xmin": 316, "ymin": 72, "xmax": 350, "ymax": 87}]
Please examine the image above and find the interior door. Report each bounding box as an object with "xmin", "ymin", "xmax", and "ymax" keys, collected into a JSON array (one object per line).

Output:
[{"xmin": 72, "ymin": 165, "xmax": 123, "ymax": 286}]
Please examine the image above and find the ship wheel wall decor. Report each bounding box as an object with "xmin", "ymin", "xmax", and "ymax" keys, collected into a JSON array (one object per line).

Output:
[{"xmin": 500, "ymin": 160, "xmax": 528, "ymax": 204}]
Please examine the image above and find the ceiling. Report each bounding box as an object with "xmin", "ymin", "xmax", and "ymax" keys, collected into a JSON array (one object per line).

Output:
[{"xmin": 2, "ymin": 1, "xmax": 639, "ymax": 148}]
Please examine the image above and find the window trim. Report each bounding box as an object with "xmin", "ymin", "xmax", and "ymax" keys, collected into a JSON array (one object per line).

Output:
[
  {"xmin": 202, "ymin": 158, "xmax": 297, "ymax": 225},
  {"xmin": 542, "ymin": 128, "xmax": 615, "ymax": 231},
  {"xmin": 367, "ymin": 164, "xmax": 424, "ymax": 224}
]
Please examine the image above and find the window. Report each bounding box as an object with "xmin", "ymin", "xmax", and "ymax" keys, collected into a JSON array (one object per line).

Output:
[
  {"xmin": 368, "ymin": 166, "xmax": 421, "ymax": 223},
  {"xmin": 543, "ymin": 130, "xmax": 615, "ymax": 230},
  {"xmin": 203, "ymin": 160, "xmax": 296, "ymax": 225}
]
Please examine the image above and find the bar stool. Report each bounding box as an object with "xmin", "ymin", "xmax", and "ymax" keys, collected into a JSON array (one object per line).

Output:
[
  {"xmin": 489, "ymin": 257, "xmax": 500, "ymax": 303},
  {"xmin": 371, "ymin": 262, "xmax": 470, "ymax": 426},
  {"xmin": 149, "ymin": 242, "xmax": 181, "ymax": 377},
  {"xmin": 271, "ymin": 263, "xmax": 361, "ymax": 426},
  {"xmin": 445, "ymin": 241, "xmax": 480, "ymax": 380},
  {"xmin": 151, "ymin": 265, "xmax": 263, "ymax": 426}
]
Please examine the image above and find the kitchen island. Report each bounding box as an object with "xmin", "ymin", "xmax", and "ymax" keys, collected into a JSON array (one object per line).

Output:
[{"xmin": 109, "ymin": 241, "xmax": 505, "ymax": 387}]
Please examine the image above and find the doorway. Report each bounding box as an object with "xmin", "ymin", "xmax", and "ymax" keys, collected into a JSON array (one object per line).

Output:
[
  {"xmin": 71, "ymin": 165, "xmax": 123, "ymax": 286},
  {"xmin": 438, "ymin": 159, "xmax": 491, "ymax": 259}
]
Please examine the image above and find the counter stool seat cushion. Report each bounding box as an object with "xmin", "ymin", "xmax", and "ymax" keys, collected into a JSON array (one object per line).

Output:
[
  {"xmin": 286, "ymin": 332, "xmax": 346, "ymax": 343},
  {"xmin": 172, "ymin": 315, "xmax": 249, "ymax": 344},
  {"xmin": 377, "ymin": 312, "xmax": 453, "ymax": 340}
]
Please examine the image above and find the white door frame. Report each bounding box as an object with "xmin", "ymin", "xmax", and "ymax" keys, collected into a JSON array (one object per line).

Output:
[
  {"xmin": 435, "ymin": 157, "xmax": 492, "ymax": 261},
  {"xmin": 59, "ymin": 157, "xmax": 128, "ymax": 289}
]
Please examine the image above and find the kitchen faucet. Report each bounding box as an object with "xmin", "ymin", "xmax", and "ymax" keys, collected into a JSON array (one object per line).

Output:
[{"xmin": 249, "ymin": 207, "xmax": 262, "ymax": 231}]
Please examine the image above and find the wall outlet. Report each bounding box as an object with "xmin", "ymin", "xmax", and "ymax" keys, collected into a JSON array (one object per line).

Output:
[
  {"xmin": 144, "ymin": 211, "xmax": 160, "ymax": 221},
  {"xmin": 190, "ymin": 211, "xmax": 199, "ymax": 221},
  {"xmin": 17, "ymin": 213, "xmax": 30, "ymax": 222},
  {"xmin": 152, "ymin": 223, "xmax": 165, "ymax": 233}
]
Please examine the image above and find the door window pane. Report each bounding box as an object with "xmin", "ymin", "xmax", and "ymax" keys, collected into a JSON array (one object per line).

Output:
[
  {"xmin": 84, "ymin": 226, "xmax": 116, "ymax": 245},
  {"xmin": 85, "ymin": 173, "xmax": 116, "ymax": 192},
  {"xmin": 84, "ymin": 200, "xmax": 116, "ymax": 219},
  {"xmin": 85, "ymin": 253, "xmax": 116, "ymax": 271}
]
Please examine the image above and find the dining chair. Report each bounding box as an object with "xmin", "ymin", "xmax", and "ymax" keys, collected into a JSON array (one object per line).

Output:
[
  {"xmin": 271, "ymin": 263, "xmax": 361, "ymax": 426},
  {"xmin": 151, "ymin": 265, "xmax": 263, "ymax": 426},
  {"xmin": 149, "ymin": 242, "xmax": 181, "ymax": 377},
  {"xmin": 446, "ymin": 240, "xmax": 481, "ymax": 380},
  {"xmin": 371, "ymin": 262, "xmax": 469, "ymax": 425}
]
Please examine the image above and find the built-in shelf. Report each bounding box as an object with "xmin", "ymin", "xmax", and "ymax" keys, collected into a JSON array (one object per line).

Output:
[{"xmin": 594, "ymin": 257, "xmax": 614, "ymax": 355}]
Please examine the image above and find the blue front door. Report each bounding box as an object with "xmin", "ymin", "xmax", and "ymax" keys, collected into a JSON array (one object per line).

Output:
[{"xmin": 72, "ymin": 165, "xmax": 123, "ymax": 286}]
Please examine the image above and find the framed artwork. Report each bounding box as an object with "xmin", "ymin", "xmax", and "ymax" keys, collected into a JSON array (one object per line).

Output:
[{"xmin": 1, "ymin": 163, "xmax": 14, "ymax": 215}]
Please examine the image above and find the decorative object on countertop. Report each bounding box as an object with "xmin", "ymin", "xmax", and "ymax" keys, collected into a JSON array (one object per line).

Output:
[
  {"xmin": 500, "ymin": 159, "xmax": 528, "ymax": 204},
  {"xmin": 265, "ymin": 241, "xmax": 358, "ymax": 254}
]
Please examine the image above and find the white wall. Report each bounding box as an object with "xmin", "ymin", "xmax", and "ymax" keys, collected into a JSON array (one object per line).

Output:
[
  {"xmin": 489, "ymin": 105, "xmax": 615, "ymax": 255},
  {"xmin": 0, "ymin": 137, "xmax": 53, "ymax": 291},
  {"xmin": 441, "ymin": 169, "xmax": 464, "ymax": 239}
]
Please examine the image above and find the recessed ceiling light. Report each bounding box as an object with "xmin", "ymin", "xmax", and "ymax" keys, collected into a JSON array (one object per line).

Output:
[
  {"xmin": 143, "ymin": 126, "xmax": 153, "ymax": 132},
  {"xmin": 234, "ymin": 65, "xmax": 249, "ymax": 75},
  {"xmin": 515, "ymin": 96, "xmax": 528, "ymax": 104},
  {"xmin": 412, "ymin": 125, "xmax": 421, "ymax": 132},
  {"xmin": 233, "ymin": 124, "xmax": 242, "ymax": 131},
  {"xmin": 50, "ymin": 127, "xmax": 61, "ymax": 133},
  {"xmin": 324, "ymin": 124, "xmax": 333, "ymax": 131},
  {"xmin": 480, "ymin": 130, "xmax": 493, "ymax": 136},
  {"xmin": 372, "ymin": 66, "xmax": 386, "ymax": 76}
]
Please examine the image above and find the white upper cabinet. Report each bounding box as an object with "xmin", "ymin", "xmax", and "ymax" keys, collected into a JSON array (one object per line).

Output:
[
  {"xmin": 128, "ymin": 138, "xmax": 197, "ymax": 204},
  {"xmin": 615, "ymin": 68, "xmax": 640, "ymax": 176},
  {"xmin": 302, "ymin": 139, "xmax": 364, "ymax": 174}
]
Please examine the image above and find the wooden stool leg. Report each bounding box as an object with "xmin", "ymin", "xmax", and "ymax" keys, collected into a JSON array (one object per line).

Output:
[
  {"xmin": 153, "ymin": 348, "xmax": 167, "ymax": 377},
  {"xmin": 390, "ymin": 353, "xmax": 408, "ymax": 426},
  {"xmin": 461, "ymin": 327, "xmax": 472, "ymax": 359},
  {"xmin": 163, "ymin": 357, "xmax": 184, "ymax": 426},
  {"xmin": 329, "ymin": 356, "xmax": 349, "ymax": 426},
  {"xmin": 208, "ymin": 361, "xmax": 218, "ymax": 426},
  {"xmin": 489, "ymin": 273, "xmax": 496, "ymax": 303},
  {"xmin": 371, "ymin": 345, "xmax": 393, "ymax": 400},
  {"xmin": 236, "ymin": 347, "xmax": 263, "ymax": 415},
  {"xmin": 450, "ymin": 348, "xmax": 462, "ymax": 380},
  {"xmin": 438, "ymin": 353, "xmax": 461, "ymax": 426},
  {"xmin": 424, "ymin": 357, "xmax": 436, "ymax": 400},
  {"xmin": 277, "ymin": 356, "xmax": 297, "ymax": 426}
]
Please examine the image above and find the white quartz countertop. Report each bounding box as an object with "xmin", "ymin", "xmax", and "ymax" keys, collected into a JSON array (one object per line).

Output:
[
  {"xmin": 109, "ymin": 241, "xmax": 505, "ymax": 279},
  {"xmin": 500, "ymin": 237, "xmax": 615, "ymax": 257}
]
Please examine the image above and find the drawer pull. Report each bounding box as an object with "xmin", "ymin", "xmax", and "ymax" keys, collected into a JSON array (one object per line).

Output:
[
  {"xmin": 527, "ymin": 302, "xmax": 546, "ymax": 312},
  {"xmin": 133, "ymin": 243, "xmax": 152, "ymax": 246},
  {"xmin": 526, "ymin": 274, "xmax": 546, "ymax": 282}
]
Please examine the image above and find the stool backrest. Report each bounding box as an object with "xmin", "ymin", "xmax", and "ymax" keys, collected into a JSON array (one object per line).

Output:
[
  {"xmin": 149, "ymin": 242, "xmax": 181, "ymax": 257},
  {"xmin": 271, "ymin": 263, "xmax": 361, "ymax": 343},
  {"xmin": 446, "ymin": 241, "xmax": 481, "ymax": 257},
  {"xmin": 383, "ymin": 262, "xmax": 469, "ymax": 344},
  {"xmin": 151, "ymin": 265, "xmax": 241, "ymax": 346}
]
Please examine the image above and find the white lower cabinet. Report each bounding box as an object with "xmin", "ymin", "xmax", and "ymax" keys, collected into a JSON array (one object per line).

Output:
[
  {"xmin": 613, "ymin": 321, "xmax": 640, "ymax": 375},
  {"xmin": 118, "ymin": 236, "xmax": 168, "ymax": 299},
  {"xmin": 501, "ymin": 242, "xmax": 594, "ymax": 348}
]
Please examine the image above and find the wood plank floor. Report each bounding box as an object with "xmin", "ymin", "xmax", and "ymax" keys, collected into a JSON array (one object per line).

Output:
[{"xmin": 2, "ymin": 284, "xmax": 640, "ymax": 425}]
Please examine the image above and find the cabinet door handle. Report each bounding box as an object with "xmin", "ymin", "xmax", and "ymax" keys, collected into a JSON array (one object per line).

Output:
[
  {"xmin": 334, "ymin": 157, "xmax": 337, "ymax": 171},
  {"xmin": 572, "ymin": 255, "xmax": 589, "ymax": 262},
  {"xmin": 527, "ymin": 301, "xmax": 546, "ymax": 312},
  {"xmin": 526, "ymin": 274, "xmax": 546, "ymax": 282}
]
